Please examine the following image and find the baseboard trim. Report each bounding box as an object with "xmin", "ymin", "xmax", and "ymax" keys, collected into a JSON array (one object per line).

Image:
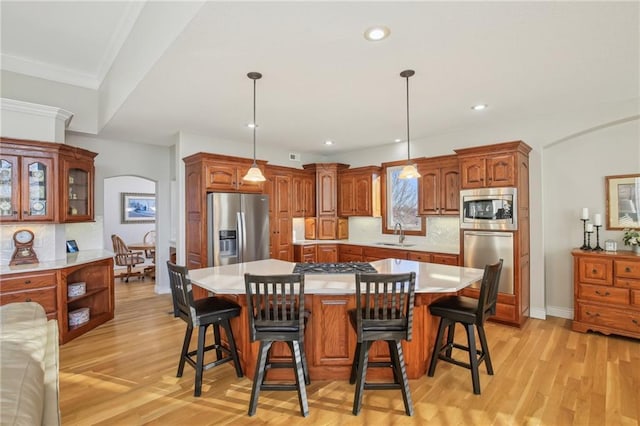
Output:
[
  {"xmin": 546, "ymin": 305, "xmax": 574, "ymax": 319},
  {"xmin": 529, "ymin": 307, "xmax": 547, "ymax": 320}
]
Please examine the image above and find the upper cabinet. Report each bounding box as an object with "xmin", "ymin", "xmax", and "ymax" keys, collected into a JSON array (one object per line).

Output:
[
  {"xmin": 303, "ymin": 163, "xmax": 349, "ymax": 240},
  {"xmin": 416, "ymin": 155, "xmax": 459, "ymax": 216},
  {"xmin": 291, "ymin": 170, "xmax": 315, "ymax": 217},
  {"xmin": 0, "ymin": 138, "xmax": 97, "ymax": 223},
  {"xmin": 455, "ymin": 142, "xmax": 530, "ymax": 189},
  {"xmin": 338, "ymin": 166, "xmax": 381, "ymax": 217},
  {"xmin": 204, "ymin": 158, "xmax": 265, "ymax": 193},
  {"xmin": 60, "ymin": 151, "xmax": 95, "ymax": 222}
]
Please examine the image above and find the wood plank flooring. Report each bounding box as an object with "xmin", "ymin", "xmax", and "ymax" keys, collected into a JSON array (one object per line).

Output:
[{"xmin": 59, "ymin": 278, "xmax": 640, "ymax": 425}]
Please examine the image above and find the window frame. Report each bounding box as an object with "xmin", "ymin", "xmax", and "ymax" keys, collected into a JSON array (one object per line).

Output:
[{"xmin": 380, "ymin": 160, "xmax": 425, "ymax": 236}]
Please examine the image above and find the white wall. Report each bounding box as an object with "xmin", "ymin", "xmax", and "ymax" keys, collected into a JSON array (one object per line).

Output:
[
  {"xmin": 103, "ymin": 176, "xmax": 155, "ymax": 247},
  {"xmin": 66, "ymin": 133, "xmax": 171, "ymax": 294},
  {"xmin": 543, "ymin": 119, "xmax": 639, "ymax": 317}
]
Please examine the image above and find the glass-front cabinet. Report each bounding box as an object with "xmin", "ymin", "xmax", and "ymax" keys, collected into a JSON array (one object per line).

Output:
[
  {"xmin": 0, "ymin": 154, "xmax": 54, "ymax": 222},
  {"xmin": 61, "ymin": 156, "xmax": 94, "ymax": 222},
  {"xmin": 0, "ymin": 138, "xmax": 97, "ymax": 224}
]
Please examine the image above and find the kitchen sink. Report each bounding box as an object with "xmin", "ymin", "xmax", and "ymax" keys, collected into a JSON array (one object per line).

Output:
[{"xmin": 374, "ymin": 242, "xmax": 415, "ymax": 247}]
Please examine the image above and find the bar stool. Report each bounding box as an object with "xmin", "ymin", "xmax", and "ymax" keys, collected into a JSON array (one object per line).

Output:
[
  {"xmin": 244, "ymin": 273, "xmax": 309, "ymax": 417},
  {"xmin": 166, "ymin": 261, "xmax": 243, "ymax": 396},
  {"xmin": 427, "ymin": 259, "xmax": 503, "ymax": 394},
  {"xmin": 348, "ymin": 272, "xmax": 416, "ymax": 416}
]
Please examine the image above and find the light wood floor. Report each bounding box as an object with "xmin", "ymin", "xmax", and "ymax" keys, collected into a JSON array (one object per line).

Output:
[{"xmin": 59, "ymin": 278, "xmax": 640, "ymax": 425}]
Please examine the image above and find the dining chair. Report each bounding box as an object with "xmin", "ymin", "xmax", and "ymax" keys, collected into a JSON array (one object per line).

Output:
[
  {"xmin": 111, "ymin": 234, "xmax": 145, "ymax": 282},
  {"xmin": 142, "ymin": 230, "xmax": 156, "ymax": 259},
  {"xmin": 348, "ymin": 272, "xmax": 416, "ymax": 416},
  {"xmin": 167, "ymin": 261, "xmax": 243, "ymax": 397},
  {"xmin": 427, "ymin": 259, "xmax": 503, "ymax": 394},
  {"xmin": 244, "ymin": 273, "xmax": 309, "ymax": 417}
]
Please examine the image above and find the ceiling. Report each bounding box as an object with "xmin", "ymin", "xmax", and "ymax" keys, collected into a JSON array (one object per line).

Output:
[{"xmin": 1, "ymin": 1, "xmax": 638, "ymax": 155}]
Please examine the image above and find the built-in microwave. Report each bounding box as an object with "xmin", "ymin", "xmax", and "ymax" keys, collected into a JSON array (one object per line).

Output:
[{"xmin": 460, "ymin": 187, "xmax": 517, "ymax": 230}]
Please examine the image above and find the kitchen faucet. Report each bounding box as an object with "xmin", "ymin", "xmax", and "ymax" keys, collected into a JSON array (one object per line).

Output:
[{"xmin": 394, "ymin": 222, "xmax": 405, "ymax": 245}]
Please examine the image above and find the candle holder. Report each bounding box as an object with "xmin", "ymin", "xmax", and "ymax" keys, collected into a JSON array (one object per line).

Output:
[
  {"xmin": 585, "ymin": 230, "xmax": 593, "ymax": 250},
  {"xmin": 580, "ymin": 219, "xmax": 590, "ymax": 249},
  {"xmin": 593, "ymin": 225, "xmax": 603, "ymax": 251}
]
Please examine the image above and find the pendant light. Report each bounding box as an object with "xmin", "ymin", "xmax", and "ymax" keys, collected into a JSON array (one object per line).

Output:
[
  {"xmin": 243, "ymin": 71, "xmax": 266, "ymax": 182},
  {"xmin": 398, "ymin": 69, "xmax": 421, "ymax": 179}
]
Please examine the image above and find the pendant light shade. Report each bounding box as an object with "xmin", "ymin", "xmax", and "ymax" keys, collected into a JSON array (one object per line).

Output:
[
  {"xmin": 398, "ymin": 69, "xmax": 420, "ymax": 180},
  {"xmin": 243, "ymin": 71, "xmax": 266, "ymax": 182}
]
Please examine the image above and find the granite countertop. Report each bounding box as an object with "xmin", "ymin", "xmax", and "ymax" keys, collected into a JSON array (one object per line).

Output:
[
  {"xmin": 189, "ymin": 258, "xmax": 483, "ymax": 295},
  {"xmin": 292, "ymin": 239, "xmax": 460, "ymax": 255},
  {"xmin": 1, "ymin": 250, "xmax": 115, "ymax": 275}
]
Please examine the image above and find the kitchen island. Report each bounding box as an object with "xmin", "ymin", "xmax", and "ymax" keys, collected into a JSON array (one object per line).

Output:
[{"xmin": 189, "ymin": 258, "xmax": 484, "ymax": 381}]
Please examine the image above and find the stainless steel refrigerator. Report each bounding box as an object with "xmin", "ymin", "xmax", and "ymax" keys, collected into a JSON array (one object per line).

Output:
[{"xmin": 207, "ymin": 193, "xmax": 270, "ymax": 266}]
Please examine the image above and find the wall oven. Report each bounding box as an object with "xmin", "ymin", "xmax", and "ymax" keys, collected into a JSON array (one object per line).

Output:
[{"xmin": 460, "ymin": 187, "xmax": 517, "ymax": 230}]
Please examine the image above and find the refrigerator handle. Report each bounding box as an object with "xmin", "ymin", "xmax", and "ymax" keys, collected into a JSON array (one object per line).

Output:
[{"xmin": 237, "ymin": 211, "xmax": 246, "ymax": 263}]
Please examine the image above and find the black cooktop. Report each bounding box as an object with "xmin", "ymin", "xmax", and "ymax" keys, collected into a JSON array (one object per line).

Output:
[{"xmin": 293, "ymin": 262, "xmax": 377, "ymax": 274}]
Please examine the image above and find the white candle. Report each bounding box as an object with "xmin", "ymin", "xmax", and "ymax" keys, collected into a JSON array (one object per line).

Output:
[
  {"xmin": 593, "ymin": 213, "xmax": 602, "ymax": 226},
  {"xmin": 594, "ymin": 214, "xmax": 602, "ymax": 226},
  {"xmin": 581, "ymin": 207, "xmax": 589, "ymax": 220},
  {"xmin": 586, "ymin": 223, "xmax": 593, "ymax": 232}
]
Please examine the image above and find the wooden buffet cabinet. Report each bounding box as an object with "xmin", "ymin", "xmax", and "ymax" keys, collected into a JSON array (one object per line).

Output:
[
  {"xmin": 455, "ymin": 141, "xmax": 532, "ymax": 327},
  {"xmin": 572, "ymin": 249, "xmax": 640, "ymax": 339},
  {"xmin": 0, "ymin": 138, "xmax": 96, "ymax": 223},
  {"xmin": 0, "ymin": 256, "xmax": 115, "ymax": 344}
]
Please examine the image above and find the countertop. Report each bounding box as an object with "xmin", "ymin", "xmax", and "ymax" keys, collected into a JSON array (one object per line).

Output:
[
  {"xmin": 292, "ymin": 239, "xmax": 460, "ymax": 255},
  {"xmin": 189, "ymin": 258, "xmax": 483, "ymax": 295},
  {"xmin": 0, "ymin": 250, "xmax": 115, "ymax": 275}
]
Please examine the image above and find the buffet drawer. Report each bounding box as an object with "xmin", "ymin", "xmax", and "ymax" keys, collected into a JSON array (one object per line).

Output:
[
  {"xmin": 0, "ymin": 287, "xmax": 57, "ymax": 313},
  {"xmin": 615, "ymin": 260, "xmax": 640, "ymax": 279},
  {"xmin": 615, "ymin": 277, "xmax": 640, "ymax": 290},
  {"xmin": 0, "ymin": 271, "xmax": 57, "ymax": 292},
  {"xmin": 577, "ymin": 302, "xmax": 640, "ymax": 334},
  {"xmin": 578, "ymin": 283, "xmax": 629, "ymax": 305}
]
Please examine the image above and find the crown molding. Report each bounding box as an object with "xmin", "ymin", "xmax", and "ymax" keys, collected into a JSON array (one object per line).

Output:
[
  {"xmin": 1, "ymin": 98, "xmax": 74, "ymax": 127},
  {"xmin": 1, "ymin": 54, "xmax": 101, "ymax": 90}
]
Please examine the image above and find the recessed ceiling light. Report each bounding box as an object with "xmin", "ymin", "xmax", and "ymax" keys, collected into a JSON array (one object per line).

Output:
[
  {"xmin": 364, "ymin": 26, "xmax": 390, "ymax": 41},
  {"xmin": 471, "ymin": 104, "xmax": 488, "ymax": 111},
  {"xmin": 324, "ymin": 140, "xmax": 334, "ymax": 146},
  {"xmin": 394, "ymin": 138, "xmax": 402, "ymax": 143}
]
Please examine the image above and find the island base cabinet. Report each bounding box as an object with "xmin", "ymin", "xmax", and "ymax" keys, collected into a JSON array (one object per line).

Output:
[{"xmin": 207, "ymin": 290, "xmax": 448, "ymax": 381}]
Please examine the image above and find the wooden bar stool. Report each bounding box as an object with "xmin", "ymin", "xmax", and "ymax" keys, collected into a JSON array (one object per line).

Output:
[
  {"xmin": 244, "ymin": 273, "xmax": 309, "ymax": 417},
  {"xmin": 167, "ymin": 261, "xmax": 243, "ymax": 396},
  {"xmin": 427, "ymin": 259, "xmax": 503, "ymax": 394},
  {"xmin": 348, "ymin": 272, "xmax": 416, "ymax": 416}
]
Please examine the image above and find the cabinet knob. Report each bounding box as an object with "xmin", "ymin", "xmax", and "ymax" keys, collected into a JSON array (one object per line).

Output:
[
  {"xmin": 25, "ymin": 298, "xmax": 32, "ymax": 302},
  {"xmin": 24, "ymin": 280, "xmax": 31, "ymax": 284},
  {"xmin": 625, "ymin": 267, "xmax": 631, "ymax": 273},
  {"xmin": 592, "ymin": 269, "xmax": 597, "ymax": 274},
  {"xmin": 585, "ymin": 311, "xmax": 600, "ymax": 318},
  {"xmin": 595, "ymin": 290, "xmax": 610, "ymax": 297},
  {"xmin": 633, "ymin": 319, "xmax": 639, "ymax": 326}
]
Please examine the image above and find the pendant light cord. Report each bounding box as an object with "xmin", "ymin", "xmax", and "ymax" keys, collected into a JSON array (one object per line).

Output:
[
  {"xmin": 405, "ymin": 74, "xmax": 410, "ymax": 162},
  {"xmin": 252, "ymin": 77, "xmax": 257, "ymax": 165}
]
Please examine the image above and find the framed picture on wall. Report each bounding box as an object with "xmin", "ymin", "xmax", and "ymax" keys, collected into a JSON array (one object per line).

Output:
[
  {"xmin": 121, "ymin": 192, "xmax": 156, "ymax": 224},
  {"xmin": 605, "ymin": 174, "xmax": 640, "ymax": 229}
]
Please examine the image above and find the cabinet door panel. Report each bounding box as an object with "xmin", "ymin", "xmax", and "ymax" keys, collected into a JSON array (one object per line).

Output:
[
  {"xmin": 317, "ymin": 172, "xmax": 336, "ymax": 215},
  {"xmin": 317, "ymin": 217, "xmax": 337, "ymax": 240},
  {"xmin": 292, "ymin": 175, "xmax": 304, "ymax": 217},
  {"xmin": 22, "ymin": 157, "xmax": 55, "ymax": 221},
  {"xmin": 338, "ymin": 175, "xmax": 355, "ymax": 216},
  {"xmin": 440, "ymin": 166, "xmax": 460, "ymax": 214},
  {"xmin": 460, "ymin": 157, "xmax": 485, "ymax": 189},
  {"xmin": 487, "ymin": 154, "xmax": 515, "ymax": 187},
  {"xmin": 419, "ymin": 170, "xmax": 438, "ymax": 214},
  {"xmin": 317, "ymin": 244, "xmax": 338, "ymax": 263},
  {"xmin": 0, "ymin": 155, "xmax": 19, "ymax": 221},
  {"xmin": 312, "ymin": 296, "xmax": 356, "ymax": 366},
  {"xmin": 354, "ymin": 175, "xmax": 372, "ymax": 216},
  {"xmin": 205, "ymin": 165, "xmax": 237, "ymax": 191},
  {"xmin": 303, "ymin": 175, "xmax": 315, "ymax": 217},
  {"xmin": 578, "ymin": 257, "xmax": 613, "ymax": 285}
]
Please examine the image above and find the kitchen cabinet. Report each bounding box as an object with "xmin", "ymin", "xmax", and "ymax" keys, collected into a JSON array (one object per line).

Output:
[
  {"xmin": 363, "ymin": 246, "xmax": 409, "ymax": 262},
  {"xmin": 311, "ymin": 295, "xmax": 357, "ymax": 370},
  {"xmin": 338, "ymin": 166, "xmax": 381, "ymax": 217},
  {"xmin": 572, "ymin": 249, "xmax": 640, "ymax": 339},
  {"xmin": 456, "ymin": 141, "xmax": 532, "ymax": 327},
  {"xmin": 183, "ymin": 152, "xmax": 268, "ymax": 271},
  {"xmin": 0, "ymin": 138, "xmax": 97, "ymax": 223},
  {"xmin": 265, "ymin": 166, "xmax": 293, "ymax": 261},
  {"xmin": 294, "ymin": 244, "xmax": 316, "ymax": 263},
  {"xmin": 60, "ymin": 152, "xmax": 95, "ymax": 222},
  {"xmin": 455, "ymin": 141, "xmax": 529, "ymax": 190},
  {"xmin": 317, "ymin": 244, "xmax": 338, "ymax": 263},
  {"xmin": 292, "ymin": 170, "xmax": 315, "ymax": 217},
  {"xmin": 339, "ymin": 244, "xmax": 364, "ymax": 262},
  {"xmin": 416, "ymin": 155, "xmax": 459, "ymax": 216},
  {"xmin": 431, "ymin": 253, "xmax": 459, "ymax": 265},
  {"xmin": 0, "ymin": 257, "xmax": 114, "ymax": 344},
  {"xmin": 303, "ymin": 163, "xmax": 349, "ymax": 240}
]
